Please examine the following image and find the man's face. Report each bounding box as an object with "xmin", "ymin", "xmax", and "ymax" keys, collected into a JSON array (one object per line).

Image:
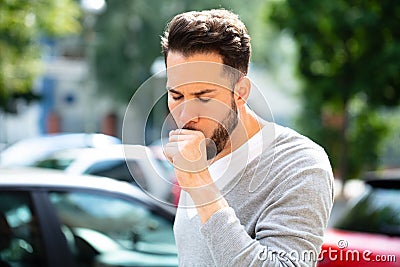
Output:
[{"xmin": 166, "ymin": 51, "xmax": 239, "ymax": 160}]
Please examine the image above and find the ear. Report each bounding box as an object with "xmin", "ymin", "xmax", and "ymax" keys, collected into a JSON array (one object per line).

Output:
[{"xmin": 234, "ymin": 76, "xmax": 251, "ymax": 104}]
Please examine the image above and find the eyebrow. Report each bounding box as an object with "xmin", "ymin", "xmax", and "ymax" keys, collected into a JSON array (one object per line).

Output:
[{"xmin": 167, "ymin": 87, "xmax": 216, "ymax": 96}]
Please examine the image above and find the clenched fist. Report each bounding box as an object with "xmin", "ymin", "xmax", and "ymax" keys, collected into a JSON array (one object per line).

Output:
[
  {"xmin": 164, "ymin": 129, "xmax": 213, "ymax": 189},
  {"xmin": 164, "ymin": 129, "xmax": 209, "ymax": 171}
]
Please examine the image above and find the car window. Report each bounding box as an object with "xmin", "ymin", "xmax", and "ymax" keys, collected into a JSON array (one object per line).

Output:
[
  {"xmin": 84, "ymin": 160, "xmax": 147, "ymax": 187},
  {"xmin": 34, "ymin": 158, "xmax": 75, "ymax": 170},
  {"xmin": 335, "ymin": 186, "xmax": 400, "ymax": 236},
  {"xmin": 0, "ymin": 192, "xmax": 47, "ymax": 267},
  {"xmin": 48, "ymin": 191, "xmax": 177, "ymax": 267}
]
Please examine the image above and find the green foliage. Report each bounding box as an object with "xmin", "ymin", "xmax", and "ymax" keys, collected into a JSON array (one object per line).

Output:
[
  {"xmin": 270, "ymin": 0, "xmax": 400, "ymax": 107},
  {"xmin": 269, "ymin": 0, "xmax": 400, "ymax": 179},
  {"xmin": 92, "ymin": 0, "xmax": 174, "ymax": 102},
  {"xmin": 347, "ymin": 95, "xmax": 389, "ymax": 177},
  {"xmin": 0, "ymin": 0, "xmax": 81, "ymax": 112}
]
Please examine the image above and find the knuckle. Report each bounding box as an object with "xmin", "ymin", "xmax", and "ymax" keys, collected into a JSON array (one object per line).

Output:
[{"xmin": 195, "ymin": 131, "xmax": 205, "ymax": 138}]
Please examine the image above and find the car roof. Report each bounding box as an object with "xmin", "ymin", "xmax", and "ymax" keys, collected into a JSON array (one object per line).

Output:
[
  {"xmin": 362, "ymin": 168, "xmax": 400, "ymax": 189},
  {"xmin": 363, "ymin": 168, "xmax": 400, "ymax": 180},
  {"xmin": 0, "ymin": 133, "xmax": 121, "ymax": 167},
  {"xmin": 52, "ymin": 144, "xmax": 155, "ymax": 160},
  {"xmin": 366, "ymin": 179, "xmax": 400, "ymax": 189},
  {"xmin": 0, "ymin": 167, "xmax": 144, "ymax": 194},
  {"xmin": 0, "ymin": 167, "xmax": 176, "ymax": 213}
]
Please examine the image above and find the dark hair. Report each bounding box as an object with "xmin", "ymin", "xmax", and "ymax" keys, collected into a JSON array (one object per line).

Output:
[{"xmin": 161, "ymin": 9, "xmax": 251, "ymax": 76}]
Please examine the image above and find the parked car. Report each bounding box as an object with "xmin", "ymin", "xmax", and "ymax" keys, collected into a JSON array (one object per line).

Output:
[
  {"xmin": 33, "ymin": 145, "xmax": 175, "ymax": 203},
  {"xmin": 0, "ymin": 133, "xmax": 121, "ymax": 168},
  {"xmin": 0, "ymin": 168, "xmax": 178, "ymax": 267},
  {"xmin": 318, "ymin": 173, "xmax": 400, "ymax": 266}
]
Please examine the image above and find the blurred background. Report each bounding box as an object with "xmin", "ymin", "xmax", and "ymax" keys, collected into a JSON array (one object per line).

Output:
[
  {"xmin": 1, "ymin": 1, "xmax": 400, "ymax": 266},
  {"xmin": 1, "ymin": 0, "xmax": 399, "ymax": 190}
]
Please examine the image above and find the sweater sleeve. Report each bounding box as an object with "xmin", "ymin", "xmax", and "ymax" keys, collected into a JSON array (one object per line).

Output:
[{"xmin": 200, "ymin": 167, "xmax": 334, "ymax": 267}]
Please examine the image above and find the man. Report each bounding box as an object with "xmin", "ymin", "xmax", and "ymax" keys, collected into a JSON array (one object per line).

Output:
[{"xmin": 162, "ymin": 9, "xmax": 334, "ymax": 266}]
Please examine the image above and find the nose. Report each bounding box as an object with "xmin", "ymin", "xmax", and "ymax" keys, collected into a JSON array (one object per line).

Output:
[{"xmin": 172, "ymin": 100, "xmax": 199, "ymax": 128}]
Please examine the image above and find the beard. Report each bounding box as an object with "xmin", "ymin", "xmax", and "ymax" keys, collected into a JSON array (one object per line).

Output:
[{"xmin": 184, "ymin": 95, "xmax": 238, "ymax": 160}]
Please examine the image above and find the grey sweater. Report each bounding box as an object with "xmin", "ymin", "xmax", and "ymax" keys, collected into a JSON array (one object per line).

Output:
[{"xmin": 174, "ymin": 124, "xmax": 334, "ymax": 266}]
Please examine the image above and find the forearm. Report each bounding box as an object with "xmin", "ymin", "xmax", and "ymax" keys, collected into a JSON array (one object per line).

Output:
[
  {"xmin": 190, "ymin": 185, "xmax": 229, "ymax": 224},
  {"xmin": 201, "ymin": 207, "xmax": 314, "ymax": 267},
  {"xmin": 178, "ymin": 169, "xmax": 229, "ymax": 224}
]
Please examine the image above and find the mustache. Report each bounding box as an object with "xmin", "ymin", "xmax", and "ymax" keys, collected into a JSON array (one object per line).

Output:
[
  {"xmin": 182, "ymin": 126, "xmax": 196, "ymax": 131},
  {"xmin": 180, "ymin": 124, "xmax": 208, "ymax": 137},
  {"xmin": 181, "ymin": 124, "xmax": 198, "ymax": 131}
]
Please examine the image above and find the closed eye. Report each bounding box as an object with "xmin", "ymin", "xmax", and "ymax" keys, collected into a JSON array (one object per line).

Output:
[
  {"xmin": 198, "ymin": 97, "xmax": 211, "ymax": 103},
  {"xmin": 167, "ymin": 88, "xmax": 184, "ymax": 101},
  {"xmin": 172, "ymin": 95, "xmax": 183, "ymax": 101}
]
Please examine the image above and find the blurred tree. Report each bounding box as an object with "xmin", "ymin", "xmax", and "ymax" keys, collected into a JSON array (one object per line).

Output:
[
  {"xmin": 269, "ymin": 0, "xmax": 400, "ymax": 180},
  {"xmin": 0, "ymin": 0, "xmax": 81, "ymax": 113},
  {"xmin": 91, "ymin": 0, "xmax": 167, "ymax": 102}
]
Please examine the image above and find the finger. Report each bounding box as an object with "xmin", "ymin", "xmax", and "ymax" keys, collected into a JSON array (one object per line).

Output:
[
  {"xmin": 169, "ymin": 129, "xmax": 202, "ymax": 136},
  {"xmin": 168, "ymin": 134, "xmax": 195, "ymax": 142},
  {"xmin": 163, "ymin": 143, "xmax": 180, "ymax": 161}
]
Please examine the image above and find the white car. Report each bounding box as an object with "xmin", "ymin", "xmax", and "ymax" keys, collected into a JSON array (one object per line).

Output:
[
  {"xmin": 34, "ymin": 145, "xmax": 175, "ymax": 204},
  {"xmin": 0, "ymin": 133, "xmax": 121, "ymax": 168}
]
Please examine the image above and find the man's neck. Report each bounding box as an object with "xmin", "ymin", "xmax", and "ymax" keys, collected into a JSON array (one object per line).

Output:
[{"xmin": 211, "ymin": 108, "xmax": 263, "ymax": 163}]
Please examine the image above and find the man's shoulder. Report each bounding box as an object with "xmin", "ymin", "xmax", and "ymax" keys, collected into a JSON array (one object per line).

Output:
[
  {"xmin": 255, "ymin": 123, "xmax": 334, "ymax": 195},
  {"xmin": 272, "ymin": 123, "xmax": 325, "ymax": 151},
  {"xmin": 263, "ymin": 123, "xmax": 331, "ymax": 169}
]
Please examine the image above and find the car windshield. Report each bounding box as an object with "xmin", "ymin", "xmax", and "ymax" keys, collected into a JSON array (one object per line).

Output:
[
  {"xmin": 34, "ymin": 157, "xmax": 75, "ymax": 170},
  {"xmin": 334, "ymin": 185, "xmax": 400, "ymax": 236}
]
